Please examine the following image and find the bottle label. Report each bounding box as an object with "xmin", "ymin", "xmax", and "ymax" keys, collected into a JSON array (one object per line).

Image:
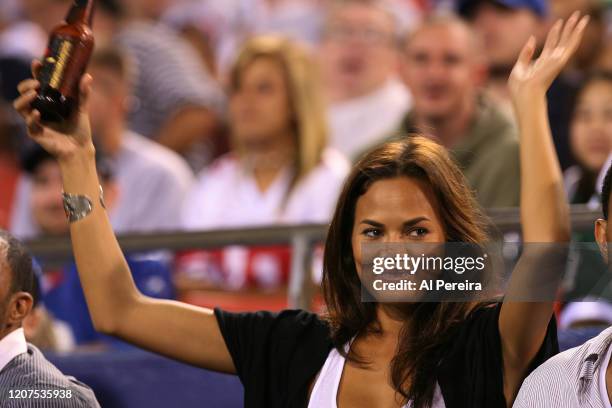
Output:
[
  {"xmin": 39, "ymin": 35, "xmax": 91, "ymax": 97},
  {"xmin": 40, "ymin": 37, "xmax": 73, "ymax": 88},
  {"xmin": 49, "ymin": 40, "xmax": 73, "ymax": 88}
]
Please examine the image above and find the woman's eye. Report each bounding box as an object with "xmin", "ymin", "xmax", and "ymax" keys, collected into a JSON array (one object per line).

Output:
[
  {"xmin": 408, "ymin": 228, "xmax": 428, "ymax": 238},
  {"xmin": 362, "ymin": 228, "xmax": 381, "ymax": 238}
]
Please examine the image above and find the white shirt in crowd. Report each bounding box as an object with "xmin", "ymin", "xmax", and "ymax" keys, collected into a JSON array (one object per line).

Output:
[
  {"xmin": 110, "ymin": 131, "xmax": 195, "ymax": 232},
  {"xmin": 328, "ymin": 78, "xmax": 411, "ymax": 160},
  {"xmin": 10, "ymin": 131, "xmax": 194, "ymax": 238},
  {"xmin": 181, "ymin": 148, "xmax": 350, "ymax": 230},
  {"xmin": 0, "ymin": 21, "xmax": 45, "ymax": 59},
  {"xmin": 0, "ymin": 328, "xmax": 27, "ymax": 374}
]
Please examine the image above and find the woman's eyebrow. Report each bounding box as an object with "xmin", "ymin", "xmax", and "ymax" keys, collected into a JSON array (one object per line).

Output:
[
  {"xmin": 403, "ymin": 216, "xmax": 429, "ymax": 228},
  {"xmin": 359, "ymin": 219, "xmax": 384, "ymax": 227},
  {"xmin": 359, "ymin": 216, "xmax": 430, "ymax": 227}
]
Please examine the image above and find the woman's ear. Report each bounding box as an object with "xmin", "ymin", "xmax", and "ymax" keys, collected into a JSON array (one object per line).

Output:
[{"xmin": 595, "ymin": 219, "xmax": 609, "ymax": 264}]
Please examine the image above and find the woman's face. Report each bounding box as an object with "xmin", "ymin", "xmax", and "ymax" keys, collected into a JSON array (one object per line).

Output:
[
  {"xmin": 351, "ymin": 176, "xmax": 446, "ymax": 277},
  {"xmin": 229, "ymin": 57, "xmax": 293, "ymax": 146},
  {"xmin": 570, "ymin": 80, "xmax": 612, "ymax": 173}
]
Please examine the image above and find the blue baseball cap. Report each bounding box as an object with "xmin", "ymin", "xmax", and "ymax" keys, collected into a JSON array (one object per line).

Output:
[{"xmin": 458, "ymin": 0, "xmax": 548, "ymax": 18}]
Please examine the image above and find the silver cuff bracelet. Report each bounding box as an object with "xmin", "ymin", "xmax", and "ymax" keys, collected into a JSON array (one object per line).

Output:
[{"xmin": 62, "ymin": 185, "xmax": 106, "ymax": 223}]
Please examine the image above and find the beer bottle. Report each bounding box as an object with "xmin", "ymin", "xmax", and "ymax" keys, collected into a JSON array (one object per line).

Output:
[{"xmin": 32, "ymin": 0, "xmax": 95, "ymax": 123}]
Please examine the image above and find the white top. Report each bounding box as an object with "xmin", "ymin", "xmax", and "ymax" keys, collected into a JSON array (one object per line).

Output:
[
  {"xmin": 308, "ymin": 341, "xmax": 445, "ymax": 408},
  {"xmin": 110, "ymin": 131, "xmax": 195, "ymax": 232},
  {"xmin": 10, "ymin": 131, "xmax": 194, "ymax": 238},
  {"xmin": 181, "ymin": 148, "xmax": 350, "ymax": 230},
  {"xmin": 328, "ymin": 78, "xmax": 411, "ymax": 160},
  {"xmin": 0, "ymin": 328, "xmax": 27, "ymax": 373},
  {"xmin": 599, "ymin": 340, "xmax": 612, "ymax": 408}
]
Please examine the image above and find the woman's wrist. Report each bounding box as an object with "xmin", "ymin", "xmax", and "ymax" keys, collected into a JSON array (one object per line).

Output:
[
  {"xmin": 512, "ymin": 85, "xmax": 547, "ymax": 102},
  {"xmin": 58, "ymin": 143, "xmax": 100, "ymax": 195},
  {"xmin": 58, "ymin": 143, "xmax": 96, "ymax": 171},
  {"xmin": 512, "ymin": 92, "xmax": 548, "ymax": 121}
]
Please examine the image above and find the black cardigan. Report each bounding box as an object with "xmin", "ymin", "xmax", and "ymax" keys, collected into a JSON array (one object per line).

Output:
[{"xmin": 214, "ymin": 303, "xmax": 558, "ymax": 408}]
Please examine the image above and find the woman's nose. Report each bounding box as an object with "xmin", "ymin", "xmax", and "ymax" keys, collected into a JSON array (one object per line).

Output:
[{"xmin": 382, "ymin": 231, "xmax": 403, "ymax": 243}]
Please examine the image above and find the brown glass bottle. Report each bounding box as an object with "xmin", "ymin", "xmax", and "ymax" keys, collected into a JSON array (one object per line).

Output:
[{"xmin": 32, "ymin": 0, "xmax": 95, "ymax": 123}]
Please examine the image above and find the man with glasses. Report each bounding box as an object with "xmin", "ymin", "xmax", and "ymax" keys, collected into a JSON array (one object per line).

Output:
[{"xmin": 319, "ymin": 0, "xmax": 412, "ymax": 160}]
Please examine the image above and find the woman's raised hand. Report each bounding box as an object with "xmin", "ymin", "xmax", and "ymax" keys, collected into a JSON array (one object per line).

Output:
[
  {"xmin": 12, "ymin": 60, "xmax": 95, "ymax": 162},
  {"xmin": 509, "ymin": 11, "xmax": 589, "ymax": 107}
]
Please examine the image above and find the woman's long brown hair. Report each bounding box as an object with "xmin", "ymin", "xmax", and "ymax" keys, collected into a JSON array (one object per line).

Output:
[{"xmin": 322, "ymin": 136, "xmax": 489, "ymax": 407}]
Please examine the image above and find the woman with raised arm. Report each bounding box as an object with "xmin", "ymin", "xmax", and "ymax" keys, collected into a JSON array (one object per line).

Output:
[{"xmin": 13, "ymin": 13, "xmax": 587, "ymax": 408}]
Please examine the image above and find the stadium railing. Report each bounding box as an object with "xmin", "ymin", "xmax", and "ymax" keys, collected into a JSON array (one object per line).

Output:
[{"xmin": 26, "ymin": 205, "xmax": 600, "ymax": 309}]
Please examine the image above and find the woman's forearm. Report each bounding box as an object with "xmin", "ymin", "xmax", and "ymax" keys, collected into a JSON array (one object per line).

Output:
[
  {"xmin": 510, "ymin": 14, "xmax": 587, "ymax": 244},
  {"xmin": 516, "ymin": 93, "xmax": 570, "ymax": 243},
  {"xmin": 59, "ymin": 151, "xmax": 139, "ymax": 333}
]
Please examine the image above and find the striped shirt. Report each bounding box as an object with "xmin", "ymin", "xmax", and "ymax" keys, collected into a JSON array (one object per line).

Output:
[
  {"xmin": 0, "ymin": 337, "xmax": 100, "ymax": 407},
  {"xmin": 115, "ymin": 21, "xmax": 226, "ymax": 140},
  {"xmin": 513, "ymin": 326, "xmax": 612, "ymax": 407}
]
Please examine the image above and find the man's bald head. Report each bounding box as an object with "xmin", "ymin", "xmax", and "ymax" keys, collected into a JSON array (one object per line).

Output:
[
  {"xmin": 400, "ymin": 13, "xmax": 487, "ymax": 128},
  {"xmin": 403, "ymin": 14, "xmax": 484, "ymax": 62}
]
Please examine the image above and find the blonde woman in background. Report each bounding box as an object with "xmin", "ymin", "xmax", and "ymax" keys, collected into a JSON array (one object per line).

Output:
[{"xmin": 179, "ymin": 35, "xmax": 350, "ymax": 292}]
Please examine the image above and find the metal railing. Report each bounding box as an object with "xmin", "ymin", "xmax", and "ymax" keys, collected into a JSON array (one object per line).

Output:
[{"xmin": 25, "ymin": 206, "xmax": 602, "ymax": 309}]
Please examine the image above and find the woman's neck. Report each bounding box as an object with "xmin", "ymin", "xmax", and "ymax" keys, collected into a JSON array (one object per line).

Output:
[
  {"xmin": 350, "ymin": 305, "xmax": 411, "ymax": 363},
  {"xmin": 376, "ymin": 304, "xmax": 410, "ymax": 339},
  {"xmin": 241, "ymin": 133, "xmax": 296, "ymax": 193}
]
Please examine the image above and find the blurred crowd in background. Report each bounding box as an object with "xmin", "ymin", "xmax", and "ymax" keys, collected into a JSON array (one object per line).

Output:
[{"xmin": 0, "ymin": 0, "xmax": 611, "ymax": 352}]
